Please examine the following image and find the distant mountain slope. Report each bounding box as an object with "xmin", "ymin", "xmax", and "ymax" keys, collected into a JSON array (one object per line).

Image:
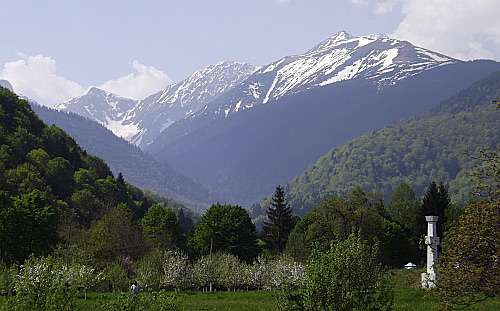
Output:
[
  {"xmin": 148, "ymin": 31, "xmax": 458, "ymax": 151},
  {"xmin": 253, "ymin": 70, "xmax": 500, "ymax": 217},
  {"xmin": 58, "ymin": 61, "xmax": 256, "ymax": 149},
  {"xmin": 56, "ymin": 87, "xmax": 138, "ymax": 139},
  {"xmin": 31, "ymin": 104, "xmax": 221, "ymax": 213},
  {"xmin": 127, "ymin": 61, "xmax": 257, "ymax": 148},
  {"xmin": 150, "ymin": 31, "xmax": 500, "ymax": 207}
]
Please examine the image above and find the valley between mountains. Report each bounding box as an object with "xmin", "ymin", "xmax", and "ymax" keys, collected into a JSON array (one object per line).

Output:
[{"xmin": 31, "ymin": 31, "xmax": 500, "ymax": 215}]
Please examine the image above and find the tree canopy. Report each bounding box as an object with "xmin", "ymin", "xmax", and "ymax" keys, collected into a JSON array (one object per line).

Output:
[{"xmin": 191, "ymin": 203, "xmax": 259, "ymax": 263}]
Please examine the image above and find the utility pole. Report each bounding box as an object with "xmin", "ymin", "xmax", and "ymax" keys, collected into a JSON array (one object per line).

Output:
[{"xmin": 210, "ymin": 237, "xmax": 213, "ymax": 293}]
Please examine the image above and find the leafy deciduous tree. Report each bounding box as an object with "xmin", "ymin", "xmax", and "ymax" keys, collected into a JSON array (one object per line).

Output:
[
  {"xmin": 438, "ymin": 195, "xmax": 500, "ymax": 309},
  {"xmin": 191, "ymin": 203, "xmax": 260, "ymax": 263},
  {"xmin": 438, "ymin": 140, "xmax": 500, "ymax": 309},
  {"xmin": 0, "ymin": 190, "xmax": 58, "ymax": 264},
  {"xmin": 141, "ymin": 204, "xmax": 185, "ymax": 251}
]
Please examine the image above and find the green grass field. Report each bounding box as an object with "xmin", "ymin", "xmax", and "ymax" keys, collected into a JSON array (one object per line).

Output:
[
  {"xmin": 3, "ymin": 269, "xmax": 500, "ymax": 311},
  {"xmin": 1, "ymin": 288, "xmax": 499, "ymax": 310},
  {"xmin": 71, "ymin": 288, "xmax": 499, "ymax": 311}
]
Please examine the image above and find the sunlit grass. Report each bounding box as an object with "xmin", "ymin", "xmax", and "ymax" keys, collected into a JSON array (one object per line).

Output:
[{"xmin": 3, "ymin": 272, "xmax": 500, "ymax": 311}]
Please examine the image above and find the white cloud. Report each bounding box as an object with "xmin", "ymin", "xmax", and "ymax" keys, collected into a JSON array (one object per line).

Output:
[
  {"xmin": 99, "ymin": 60, "xmax": 171, "ymax": 100},
  {"xmin": 276, "ymin": 0, "xmax": 291, "ymax": 4},
  {"xmin": 389, "ymin": 0, "xmax": 500, "ymax": 60},
  {"xmin": 0, "ymin": 53, "xmax": 85, "ymax": 107}
]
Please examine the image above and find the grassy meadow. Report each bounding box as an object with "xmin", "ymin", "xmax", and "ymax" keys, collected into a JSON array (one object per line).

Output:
[{"xmin": 2, "ymin": 269, "xmax": 499, "ymax": 310}]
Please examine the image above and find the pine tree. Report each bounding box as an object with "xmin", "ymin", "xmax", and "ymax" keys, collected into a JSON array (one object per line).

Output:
[
  {"xmin": 263, "ymin": 185, "xmax": 294, "ymax": 253},
  {"xmin": 420, "ymin": 181, "xmax": 450, "ymax": 237}
]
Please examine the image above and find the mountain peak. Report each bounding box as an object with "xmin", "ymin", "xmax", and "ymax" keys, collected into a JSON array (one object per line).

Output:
[
  {"xmin": 87, "ymin": 86, "xmax": 105, "ymax": 93},
  {"xmin": 309, "ymin": 31, "xmax": 355, "ymax": 53},
  {"xmin": 86, "ymin": 86, "xmax": 115, "ymax": 97},
  {"xmin": 332, "ymin": 30, "xmax": 354, "ymax": 41}
]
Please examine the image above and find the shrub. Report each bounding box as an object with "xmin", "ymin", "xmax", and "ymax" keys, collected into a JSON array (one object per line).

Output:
[
  {"xmin": 135, "ymin": 249, "xmax": 163, "ymax": 292},
  {"xmin": 0, "ymin": 261, "xmax": 16, "ymax": 297},
  {"xmin": 278, "ymin": 234, "xmax": 393, "ymax": 311},
  {"xmin": 104, "ymin": 263, "xmax": 129, "ymax": 293}
]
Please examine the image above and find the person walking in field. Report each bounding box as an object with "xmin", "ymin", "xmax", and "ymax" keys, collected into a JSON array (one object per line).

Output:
[{"xmin": 130, "ymin": 280, "xmax": 140, "ymax": 297}]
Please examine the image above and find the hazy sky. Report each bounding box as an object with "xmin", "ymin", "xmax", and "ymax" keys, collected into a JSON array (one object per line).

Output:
[{"xmin": 1, "ymin": 0, "xmax": 499, "ymax": 107}]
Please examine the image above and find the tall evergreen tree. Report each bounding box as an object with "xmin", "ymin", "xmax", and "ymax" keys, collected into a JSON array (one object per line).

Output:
[
  {"xmin": 420, "ymin": 181, "xmax": 450, "ymax": 237},
  {"xmin": 263, "ymin": 185, "xmax": 294, "ymax": 253}
]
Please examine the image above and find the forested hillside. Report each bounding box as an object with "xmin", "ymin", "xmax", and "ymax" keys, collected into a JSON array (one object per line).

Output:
[
  {"xmin": 31, "ymin": 104, "xmax": 220, "ymax": 213},
  {"xmin": 254, "ymin": 70, "xmax": 500, "ymax": 217},
  {"xmin": 0, "ymin": 87, "xmax": 191, "ymax": 265}
]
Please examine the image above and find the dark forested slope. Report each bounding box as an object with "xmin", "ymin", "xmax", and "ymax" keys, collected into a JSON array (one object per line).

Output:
[
  {"xmin": 253, "ymin": 70, "xmax": 500, "ymax": 217},
  {"xmin": 31, "ymin": 104, "xmax": 220, "ymax": 213}
]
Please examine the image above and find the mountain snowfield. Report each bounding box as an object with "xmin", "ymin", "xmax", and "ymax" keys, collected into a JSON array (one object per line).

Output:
[
  {"xmin": 58, "ymin": 61, "xmax": 256, "ymax": 149},
  {"xmin": 56, "ymin": 87, "xmax": 138, "ymax": 139}
]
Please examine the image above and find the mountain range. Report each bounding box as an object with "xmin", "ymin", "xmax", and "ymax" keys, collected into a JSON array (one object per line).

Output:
[
  {"xmin": 39, "ymin": 31, "xmax": 500, "ymax": 210},
  {"xmin": 57, "ymin": 61, "xmax": 257, "ymax": 149},
  {"xmin": 149, "ymin": 32, "xmax": 500, "ymax": 206}
]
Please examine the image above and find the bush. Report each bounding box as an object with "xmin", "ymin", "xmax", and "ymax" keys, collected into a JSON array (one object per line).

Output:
[
  {"xmin": 104, "ymin": 263, "xmax": 129, "ymax": 293},
  {"xmin": 136, "ymin": 249, "xmax": 163, "ymax": 292},
  {"xmin": 278, "ymin": 234, "xmax": 393, "ymax": 311},
  {"xmin": 0, "ymin": 261, "xmax": 16, "ymax": 297}
]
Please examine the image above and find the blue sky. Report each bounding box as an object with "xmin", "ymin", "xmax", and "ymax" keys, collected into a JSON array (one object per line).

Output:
[{"xmin": 1, "ymin": 0, "xmax": 499, "ymax": 106}]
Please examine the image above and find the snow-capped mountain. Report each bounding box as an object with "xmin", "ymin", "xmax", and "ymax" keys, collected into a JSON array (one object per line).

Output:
[
  {"xmin": 58, "ymin": 61, "xmax": 256, "ymax": 149},
  {"xmin": 148, "ymin": 31, "xmax": 499, "ymax": 207},
  {"xmin": 57, "ymin": 87, "xmax": 139, "ymax": 140},
  {"xmin": 182, "ymin": 31, "xmax": 457, "ymax": 122},
  {"xmin": 52, "ymin": 31, "xmax": 500, "ymax": 209},
  {"xmin": 126, "ymin": 61, "xmax": 257, "ymax": 148}
]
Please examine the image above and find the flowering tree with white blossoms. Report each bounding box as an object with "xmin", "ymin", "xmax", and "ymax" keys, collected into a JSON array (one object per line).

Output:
[
  {"xmin": 189, "ymin": 255, "xmax": 212, "ymax": 291},
  {"xmin": 246, "ymin": 256, "xmax": 269, "ymax": 290},
  {"xmin": 162, "ymin": 250, "xmax": 188, "ymax": 291},
  {"xmin": 266, "ymin": 255, "xmax": 305, "ymax": 291},
  {"xmin": 10, "ymin": 255, "xmax": 77, "ymax": 311},
  {"xmin": 211, "ymin": 252, "xmax": 246, "ymax": 291}
]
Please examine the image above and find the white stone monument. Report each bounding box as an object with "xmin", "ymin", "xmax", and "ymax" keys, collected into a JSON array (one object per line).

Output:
[{"xmin": 422, "ymin": 216, "xmax": 439, "ymax": 289}]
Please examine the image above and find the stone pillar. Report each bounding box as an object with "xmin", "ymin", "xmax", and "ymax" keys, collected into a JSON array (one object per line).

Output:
[{"xmin": 422, "ymin": 216, "xmax": 439, "ymax": 289}]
